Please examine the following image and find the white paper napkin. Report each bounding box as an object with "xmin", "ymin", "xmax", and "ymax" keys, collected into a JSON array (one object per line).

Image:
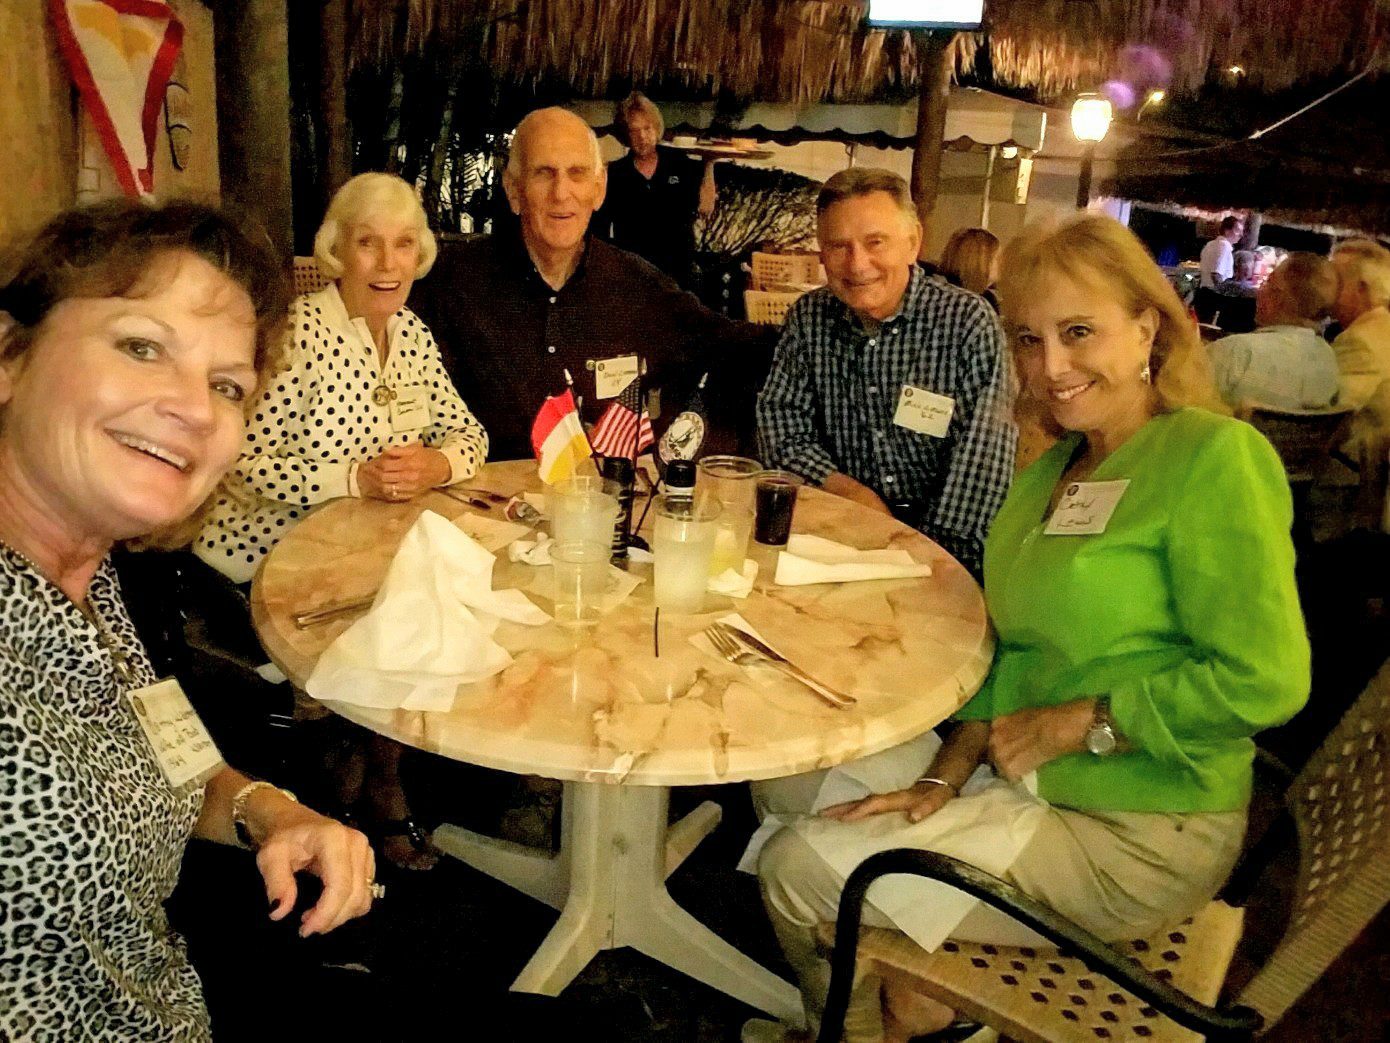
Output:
[
  {"xmin": 453, "ymin": 512, "xmax": 532, "ymax": 553},
  {"xmin": 307, "ymin": 510, "xmax": 550, "ymax": 712},
  {"xmin": 707, "ymin": 558, "xmax": 758, "ymax": 598},
  {"xmin": 774, "ymin": 533, "xmax": 932, "ymax": 586},
  {"xmin": 508, "ymin": 530, "xmax": 554, "ymax": 565}
]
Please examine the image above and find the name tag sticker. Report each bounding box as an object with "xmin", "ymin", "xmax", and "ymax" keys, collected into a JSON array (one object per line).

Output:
[
  {"xmin": 594, "ymin": 354, "xmax": 640, "ymax": 400},
  {"xmin": 1045, "ymin": 479, "xmax": 1131, "ymax": 536},
  {"xmin": 893, "ymin": 384, "xmax": 955, "ymax": 438},
  {"xmin": 126, "ymin": 678, "xmax": 225, "ymax": 788},
  {"xmin": 389, "ymin": 384, "xmax": 431, "ymax": 433}
]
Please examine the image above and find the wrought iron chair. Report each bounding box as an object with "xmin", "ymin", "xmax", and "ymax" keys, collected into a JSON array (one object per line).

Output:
[{"xmin": 816, "ymin": 659, "xmax": 1390, "ymax": 1042}]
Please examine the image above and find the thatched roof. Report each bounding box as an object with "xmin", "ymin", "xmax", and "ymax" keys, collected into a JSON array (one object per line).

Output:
[{"xmin": 346, "ymin": 0, "xmax": 1390, "ymax": 103}]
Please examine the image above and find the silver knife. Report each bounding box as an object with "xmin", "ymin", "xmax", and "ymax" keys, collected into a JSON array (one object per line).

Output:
[
  {"xmin": 293, "ymin": 596, "xmax": 375, "ymax": 628},
  {"xmin": 716, "ymin": 623, "xmax": 857, "ymax": 707}
]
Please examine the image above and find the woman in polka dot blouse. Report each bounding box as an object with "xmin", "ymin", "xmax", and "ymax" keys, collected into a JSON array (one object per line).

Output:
[
  {"xmin": 195, "ymin": 172, "xmax": 487, "ymax": 584},
  {"xmin": 196, "ymin": 173, "xmax": 487, "ymax": 869}
]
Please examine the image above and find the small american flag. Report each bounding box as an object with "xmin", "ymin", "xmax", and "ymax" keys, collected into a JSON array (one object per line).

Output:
[{"xmin": 589, "ymin": 374, "xmax": 654, "ymax": 459}]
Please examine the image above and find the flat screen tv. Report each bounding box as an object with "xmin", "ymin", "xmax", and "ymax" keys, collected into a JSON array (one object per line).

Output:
[{"xmin": 866, "ymin": 0, "xmax": 985, "ymax": 30}]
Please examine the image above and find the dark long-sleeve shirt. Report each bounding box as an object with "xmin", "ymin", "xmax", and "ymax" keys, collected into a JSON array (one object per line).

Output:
[
  {"xmin": 411, "ymin": 228, "xmax": 773, "ymax": 461},
  {"xmin": 594, "ymin": 146, "xmax": 704, "ymax": 285}
]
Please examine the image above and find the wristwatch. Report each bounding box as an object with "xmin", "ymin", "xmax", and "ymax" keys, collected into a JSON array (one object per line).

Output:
[
  {"xmin": 1085, "ymin": 696, "xmax": 1118, "ymax": 756},
  {"xmin": 231, "ymin": 780, "xmax": 297, "ymax": 848}
]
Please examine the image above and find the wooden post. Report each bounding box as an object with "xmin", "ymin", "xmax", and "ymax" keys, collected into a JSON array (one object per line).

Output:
[
  {"xmin": 212, "ymin": 0, "xmax": 293, "ymax": 260},
  {"xmin": 1076, "ymin": 142, "xmax": 1096, "ymax": 209},
  {"xmin": 910, "ymin": 30, "xmax": 954, "ymax": 257},
  {"xmin": 319, "ymin": 0, "xmax": 351, "ymax": 208},
  {"xmin": 980, "ymin": 145, "xmax": 997, "ymax": 229}
]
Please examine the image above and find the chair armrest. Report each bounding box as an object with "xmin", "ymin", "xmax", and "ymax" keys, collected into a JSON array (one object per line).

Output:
[{"xmin": 818, "ymin": 849, "xmax": 1263, "ymax": 1043}]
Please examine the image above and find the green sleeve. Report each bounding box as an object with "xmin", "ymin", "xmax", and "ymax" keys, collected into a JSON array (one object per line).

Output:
[{"xmin": 1108, "ymin": 421, "xmax": 1310, "ymax": 767}]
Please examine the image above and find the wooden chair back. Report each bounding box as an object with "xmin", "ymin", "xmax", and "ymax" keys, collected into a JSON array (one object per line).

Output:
[
  {"xmin": 744, "ymin": 289, "xmax": 805, "ymax": 326},
  {"xmin": 750, "ymin": 251, "xmax": 822, "ymax": 290},
  {"xmin": 1238, "ymin": 658, "xmax": 1390, "ymax": 1025},
  {"xmin": 292, "ymin": 256, "xmax": 330, "ymax": 297}
]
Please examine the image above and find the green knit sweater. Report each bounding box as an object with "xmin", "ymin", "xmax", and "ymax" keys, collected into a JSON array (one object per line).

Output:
[{"xmin": 957, "ymin": 408, "xmax": 1310, "ymax": 812}]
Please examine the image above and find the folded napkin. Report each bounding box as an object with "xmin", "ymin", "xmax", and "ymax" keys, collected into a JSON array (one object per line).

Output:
[
  {"xmin": 708, "ymin": 558, "xmax": 758, "ymax": 599},
  {"xmin": 774, "ymin": 534, "xmax": 932, "ymax": 586},
  {"xmin": 307, "ymin": 510, "xmax": 550, "ymax": 712},
  {"xmin": 453, "ymin": 512, "xmax": 532, "ymax": 553},
  {"xmin": 508, "ymin": 530, "xmax": 554, "ymax": 565}
]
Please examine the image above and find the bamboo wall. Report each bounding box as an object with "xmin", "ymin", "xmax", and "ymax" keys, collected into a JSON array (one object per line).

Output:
[{"xmin": 0, "ymin": 0, "xmax": 219, "ymax": 250}]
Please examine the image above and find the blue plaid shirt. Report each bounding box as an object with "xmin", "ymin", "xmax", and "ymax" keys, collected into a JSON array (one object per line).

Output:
[{"xmin": 756, "ymin": 266, "xmax": 1016, "ymax": 574}]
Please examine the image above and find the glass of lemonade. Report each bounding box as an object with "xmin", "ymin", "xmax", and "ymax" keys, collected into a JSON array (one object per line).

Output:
[
  {"xmin": 550, "ymin": 476, "xmax": 621, "ymax": 552},
  {"xmin": 697, "ymin": 456, "xmax": 761, "ymax": 576},
  {"xmin": 653, "ymin": 494, "xmax": 721, "ymax": 613}
]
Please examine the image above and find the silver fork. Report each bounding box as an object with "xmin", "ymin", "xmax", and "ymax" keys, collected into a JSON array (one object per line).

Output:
[{"xmin": 703, "ymin": 625, "xmax": 854, "ymax": 710}]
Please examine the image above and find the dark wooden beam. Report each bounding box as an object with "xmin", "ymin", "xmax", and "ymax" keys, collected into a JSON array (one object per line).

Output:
[
  {"xmin": 910, "ymin": 30, "xmax": 954, "ymax": 256},
  {"xmin": 319, "ymin": 0, "xmax": 351, "ymax": 209},
  {"xmin": 211, "ymin": 0, "xmax": 293, "ymax": 260}
]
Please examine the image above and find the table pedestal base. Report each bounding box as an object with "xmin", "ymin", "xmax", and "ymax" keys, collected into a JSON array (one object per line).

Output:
[{"xmin": 431, "ymin": 782, "xmax": 805, "ymax": 1026}]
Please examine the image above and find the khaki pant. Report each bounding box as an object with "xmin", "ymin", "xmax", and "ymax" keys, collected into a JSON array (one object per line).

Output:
[{"xmin": 753, "ymin": 752, "xmax": 1246, "ymax": 1041}]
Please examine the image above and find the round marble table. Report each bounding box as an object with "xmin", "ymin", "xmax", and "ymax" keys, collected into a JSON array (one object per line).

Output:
[{"xmin": 251, "ymin": 459, "xmax": 993, "ymax": 1025}]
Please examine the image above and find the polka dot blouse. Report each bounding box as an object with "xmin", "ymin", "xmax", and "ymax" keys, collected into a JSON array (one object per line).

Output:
[{"xmin": 195, "ymin": 284, "xmax": 488, "ymax": 583}]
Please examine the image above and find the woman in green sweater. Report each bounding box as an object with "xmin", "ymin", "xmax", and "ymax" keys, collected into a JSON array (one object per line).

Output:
[{"xmin": 750, "ymin": 215, "xmax": 1310, "ymax": 1043}]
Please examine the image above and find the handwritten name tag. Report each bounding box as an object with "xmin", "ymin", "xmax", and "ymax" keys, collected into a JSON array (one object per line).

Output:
[
  {"xmin": 893, "ymin": 384, "xmax": 955, "ymax": 438},
  {"xmin": 126, "ymin": 678, "xmax": 224, "ymax": 788},
  {"xmin": 389, "ymin": 384, "xmax": 431, "ymax": 433},
  {"xmin": 1044, "ymin": 479, "xmax": 1131, "ymax": 536},
  {"xmin": 595, "ymin": 354, "xmax": 640, "ymax": 400}
]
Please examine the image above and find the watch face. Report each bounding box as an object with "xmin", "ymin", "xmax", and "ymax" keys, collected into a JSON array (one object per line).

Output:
[{"xmin": 1087, "ymin": 724, "xmax": 1117, "ymax": 756}]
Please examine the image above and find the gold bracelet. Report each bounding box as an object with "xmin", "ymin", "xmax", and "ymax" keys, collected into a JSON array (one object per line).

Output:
[
  {"xmin": 916, "ymin": 776, "xmax": 959, "ymax": 795},
  {"xmin": 230, "ymin": 780, "xmax": 298, "ymax": 849}
]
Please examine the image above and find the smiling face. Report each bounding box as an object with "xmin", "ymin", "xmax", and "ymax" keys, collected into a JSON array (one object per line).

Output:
[
  {"xmin": 335, "ymin": 213, "xmax": 420, "ymax": 334},
  {"xmin": 504, "ymin": 111, "xmax": 607, "ymax": 262},
  {"xmin": 818, "ymin": 191, "xmax": 922, "ymax": 323},
  {"xmin": 0, "ymin": 252, "xmax": 257, "ymax": 544},
  {"xmin": 1010, "ymin": 270, "xmax": 1159, "ymax": 446}
]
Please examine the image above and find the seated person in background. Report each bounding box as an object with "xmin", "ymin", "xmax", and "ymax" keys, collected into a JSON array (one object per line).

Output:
[
  {"xmin": 197, "ymin": 172, "xmax": 487, "ymax": 870},
  {"xmin": 593, "ymin": 90, "xmax": 715, "ymax": 288},
  {"xmin": 412, "ymin": 107, "xmax": 774, "ymax": 462},
  {"xmin": 755, "ymin": 168, "xmax": 1016, "ymax": 576},
  {"xmin": 938, "ymin": 226, "xmax": 1001, "ymax": 311},
  {"xmin": 1216, "ymin": 248, "xmax": 1260, "ymax": 297},
  {"xmin": 1329, "ymin": 237, "xmax": 1390, "ymax": 526},
  {"xmin": 749, "ymin": 214, "xmax": 1307, "ymax": 1043},
  {"xmin": 1199, "ymin": 214, "xmax": 1244, "ymax": 288},
  {"xmin": 196, "ymin": 172, "xmax": 486, "ymax": 580},
  {"xmin": 1208, "ymin": 251, "xmax": 1340, "ymax": 411},
  {"xmin": 0, "ymin": 199, "xmax": 373, "ymax": 1040}
]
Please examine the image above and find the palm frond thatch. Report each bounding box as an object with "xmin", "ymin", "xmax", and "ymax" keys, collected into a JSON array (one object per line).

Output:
[{"xmin": 346, "ymin": 0, "xmax": 1390, "ymax": 102}]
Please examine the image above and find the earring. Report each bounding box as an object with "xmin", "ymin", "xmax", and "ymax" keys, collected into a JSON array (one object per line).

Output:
[{"xmin": 1140, "ymin": 362, "xmax": 1152, "ymax": 385}]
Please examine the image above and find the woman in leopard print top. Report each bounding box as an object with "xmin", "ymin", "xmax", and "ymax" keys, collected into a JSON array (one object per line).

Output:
[{"xmin": 0, "ymin": 202, "xmax": 376, "ymax": 1040}]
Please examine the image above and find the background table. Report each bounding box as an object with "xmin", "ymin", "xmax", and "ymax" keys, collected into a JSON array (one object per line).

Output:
[{"xmin": 252, "ymin": 460, "xmax": 992, "ymax": 1025}]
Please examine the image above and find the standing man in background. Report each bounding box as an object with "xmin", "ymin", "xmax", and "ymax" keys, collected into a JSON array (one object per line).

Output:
[
  {"xmin": 595, "ymin": 92, "xmax": 716, "ymax": 289},
  {"xmin": 1200, "ymin": 215, "xmax": 1246, "ymax": 289}
]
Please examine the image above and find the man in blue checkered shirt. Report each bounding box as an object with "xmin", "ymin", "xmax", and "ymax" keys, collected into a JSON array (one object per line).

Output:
[{"xmin": 756, "ymin": 168, "xmax": 1016, "ymax": 576}]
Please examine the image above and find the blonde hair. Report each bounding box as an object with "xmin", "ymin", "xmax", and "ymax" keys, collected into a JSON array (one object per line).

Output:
[
  {"xmin": 940, "ymin": 227, "xmax": 1000, "ymax": 294},
  {"xmin": 1332, "ymin": 238, "xmax": 1390, "ymax": 307},
  {"xmin": 312, "ymin": 173, "xmax": 437, "ymax": 281},
  {"xmin": 615, "ymin": 91, "xmax": 664, "ymax": 141},
  {"xmin": 998, "ymin": 213, "xmax": 1227, "ymax": 417}
]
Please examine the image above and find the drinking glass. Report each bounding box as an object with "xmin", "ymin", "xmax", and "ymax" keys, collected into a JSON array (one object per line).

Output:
[
  {"xmin": 754, "ymin": 470, "xmax": 804, "ymax": 547},
  {"xmin": 550, "ymin": 541, "xmax": 611, "ymax": 628},
  {"xmin": 652, "ymin": 495, "xmax": 721, "ymax": 613},
  {"xmin": 550, "ymin": 476, "xmax": 621, "ymax": 552},
  {"xmin": 698, "ymin": 456, "xmax": 761, "ymax": 575}
]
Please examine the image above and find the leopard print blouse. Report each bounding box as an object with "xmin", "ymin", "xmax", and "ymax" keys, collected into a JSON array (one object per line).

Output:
[{"xmin": 0, "ymin": 547, "xmax": 210, "ymax": 1041}]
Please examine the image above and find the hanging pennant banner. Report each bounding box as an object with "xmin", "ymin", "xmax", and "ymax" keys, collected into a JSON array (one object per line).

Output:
[{"xmin": 48, "ymin": 0, "xmax": 184, "ymax": 197}]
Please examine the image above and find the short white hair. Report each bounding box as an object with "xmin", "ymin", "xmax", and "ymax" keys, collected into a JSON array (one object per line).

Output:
[
  {"xmin": 312, "ymin": 172, "xmax": 437, "ymax": 280},
  {"xmin": 1333, "ymin": 238, "xmax": 1390, "ymax": 307},
  {"xmin": 504, "ymin": 107, "xmax": 603, "ymax": 181}
]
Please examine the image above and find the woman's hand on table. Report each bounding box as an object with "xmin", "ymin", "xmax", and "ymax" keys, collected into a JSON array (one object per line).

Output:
[
  {"xmin": 819, "ymin": 779, "xmax": 956, "ymax": 824},
  {"xmin": 358, "ymin": 443, "xmax": 452, "ymax": 501},
  {"xmin": 988, "ymin": 700, "xmax": 1095, "ymax": 781},
  {"xmin": 254, "ymin": 800, "xmax": 377, "ymax": 937},
  {"xmin": 820, "ymin": 472, "xmax": 893, "ymax": 516}
]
